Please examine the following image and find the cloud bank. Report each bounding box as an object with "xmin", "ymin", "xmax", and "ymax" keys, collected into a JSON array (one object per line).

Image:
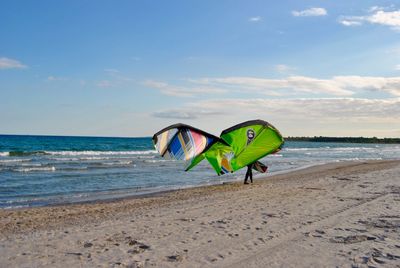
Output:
[
  {"xmin": 0, "ymin": 57, "xmax": 27, "ymax": 70},
  {"xmin": 145, "ymin": 75, "xmax": 400, "ymax": 97},
  {"xmin": 147, "ymin": 73, "xmax": 400, "ymax": 137},
  {"xmin": 152, "ymin": 98, "xmax": 400, "ymax": 121}
]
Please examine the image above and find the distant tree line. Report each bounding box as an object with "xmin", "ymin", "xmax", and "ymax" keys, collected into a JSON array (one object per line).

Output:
[{"xmin": 285, "ymin": 136, "xmax": 400, "ymax": 144}]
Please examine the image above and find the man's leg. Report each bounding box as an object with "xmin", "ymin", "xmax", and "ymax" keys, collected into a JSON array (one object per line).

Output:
[{"xmin": 244, "ymin": 169, "xmax": 250, "ymax": 184}]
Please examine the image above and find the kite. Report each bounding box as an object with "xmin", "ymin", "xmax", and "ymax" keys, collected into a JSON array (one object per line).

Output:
[{"xmin": 152, "ymin": 120, "xmax": 284, "ymax": 175}]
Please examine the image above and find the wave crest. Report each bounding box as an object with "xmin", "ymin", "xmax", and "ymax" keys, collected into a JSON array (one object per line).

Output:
[
  {"xmin": 1, "ymin": 150, "xmax": 157, "ymax": 157},
  {"xmin": 15, "ymin": 166, "xmax": 56, "ymax": 172}
]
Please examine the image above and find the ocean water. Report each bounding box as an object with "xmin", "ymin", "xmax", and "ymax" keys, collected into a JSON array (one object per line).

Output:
[{"xmin": 0, "ymin": 135, "xmax": 399, "ymax": 209}]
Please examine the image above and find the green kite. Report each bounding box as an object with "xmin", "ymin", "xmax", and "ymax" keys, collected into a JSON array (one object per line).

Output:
[{"xmin": 152, "ymin": 119, "xmax": 284, "ymax": 175}]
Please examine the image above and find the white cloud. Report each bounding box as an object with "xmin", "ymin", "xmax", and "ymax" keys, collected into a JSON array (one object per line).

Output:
[
  {"xmin": 292, "ymin": 7, "xmax": 327, "ymax": 17},
  {"xmin": 148, "ymin": 73, "xmax": 400, "ymax": 138},
  {"xmin": 152, "ymin": 98, "xmax": 400, "ymax": 122},
  {"xmin": 153, "ymin": 109, "xmax": 223, "ymax": 119},
  {"xmin": 152, "ymin": 98, "xmax": 400, "ymax": 128},
  {"xmin": 142, "ymin": 80, "xmax": 227, "ymax": 97},
  {"xmin": 0, "ymin": 57, "xmax": 27, "ymax": 70},
  {"xmin": 339, "ymin": 19, "xmax": 363, "ymax": 26},
  {"xmin": 143, "ymin": 80, "xmax": 168, "ymax": 88},
  {"xmin": 368, "ymin": 6, "xmax": 386, "ymax": 13},
  {"xmin": 248, "ymin": 16, "xmax": 262, "ymax": 22},
  {"xmin": 209, "ymin": 76, "xmax": 353, "ymax": 95},
  {"xmin": 396, "ymin": 64, "xmax": 400, "ymax": 70},
  {"xmin": 151, "ymin": 97, "xmax": 400, "ymax": 137},
  {"xmin": 189, "ymin": 75, "xmax": 400, "ymax": 97},
  {"xmin": 275, "ymin": 64, "xmax": 296, "ymax": 73},
  {"xmin": 333, "ymin": 75, "xmax": 400, "ymax": 96},
  {"xmin": 368, "ymin": 10, "xmax": 400, "ymax": 27},
  {"xmin": 147, "ymin": 75, "xmax": 400, "ymax": 98},
  {"xmin": 339, "ymin": 8, "xmax": 400, "ymax": 31}
]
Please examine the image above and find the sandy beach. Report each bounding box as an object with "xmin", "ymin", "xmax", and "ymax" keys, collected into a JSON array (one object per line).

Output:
[{"xmin": 1, "ymin": 160, "xmax": 399, "ymax": 267}]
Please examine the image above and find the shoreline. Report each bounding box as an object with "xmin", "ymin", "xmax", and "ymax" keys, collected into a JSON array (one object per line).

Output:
[
  {"xmin": 1, "ymin": 158, "xmax": 383, "ymax": 211},
  {"xmin": 1, "ymin": 160, "xmax": 398, "ymax": 231},
  {"xmin": 1, "ymin": 159, "xmax": 399, "ymax": 267},
  {"xmin": 0, "ymin": 159, "xmax": 377, "ymax": 211},
  {"xmin": 0, "ymin": 161, "xmax": 308, "ymax": 210}
]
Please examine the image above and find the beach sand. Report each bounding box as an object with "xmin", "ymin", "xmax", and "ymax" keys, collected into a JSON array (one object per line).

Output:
[{"xmin": 1, "ymin": 160, "xmax": 399, "ymax": 267}]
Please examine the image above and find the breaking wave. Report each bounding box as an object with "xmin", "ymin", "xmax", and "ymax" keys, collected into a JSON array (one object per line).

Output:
[
  {"xmin": 98, "ymin": 160, "xmax": 134, "ymax": 166},
  {"xmin": 4, "ymin": 151, "xmax": 49, "ymax": 157},
  {"xmin": 53, "ymin": 157, "xmax": 110, "ymax": 161},
  {"xmin": 46, "ymin": 150, "xmax": 156, "ymax": 156},
  {"xmin": 0, "ymin": 150, "xmax": 157, "ymax": 157},
  {"xmin": 0, "ymin": 159, "xmax": 32, "ymax": 163},
  {"xmin": 15, "ymin": 166, "xmax": 56, "ymax": 172}
]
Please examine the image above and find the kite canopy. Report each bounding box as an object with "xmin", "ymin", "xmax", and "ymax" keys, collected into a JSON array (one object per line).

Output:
[
  {"xmin": 152, "ymin": 123, "xmax": 222, "ymax": 170},
  {"xmin": 152, "ymin": 120, "xmax": 284, "ymax": 175}
]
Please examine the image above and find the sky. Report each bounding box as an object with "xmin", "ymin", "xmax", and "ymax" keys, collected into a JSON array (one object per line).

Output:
[{"xmin": 1, "ymin": 0, "xmax": 399, "ymax": 138}]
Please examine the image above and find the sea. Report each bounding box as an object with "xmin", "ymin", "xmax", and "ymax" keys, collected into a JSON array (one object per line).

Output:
[{"xmin": 0, "ymin": 135, "xmax": 399, "ymax": 209}]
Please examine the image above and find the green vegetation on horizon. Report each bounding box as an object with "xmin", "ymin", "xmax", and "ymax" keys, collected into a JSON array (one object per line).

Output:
[{"xmin": 285, "ymin": 136, "xmax": 400, "ymax": 144}]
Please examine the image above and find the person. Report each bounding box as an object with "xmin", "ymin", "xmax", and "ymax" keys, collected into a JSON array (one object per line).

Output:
[{"xmin": 244, "ymin": 163, "xmax": 253, "ymax": 184}]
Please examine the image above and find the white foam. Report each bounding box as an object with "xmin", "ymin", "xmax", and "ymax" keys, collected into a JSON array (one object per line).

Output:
[
  {"xmin": 53, "ymin": 157, "xmax": 81, "ymax": 161},
  {"xmin": 144, "ymin": 159, "xmax": 174, "ymax": 163},
  {"xmin": 0, "ymin": 159, "xmax": 31, "ymax": 163},
  {"xmin": 269, "ymin": 154, "xmax": 283, "ymax": 157},
  {"xmin": 284, "ymin": 148, "xmax": 316, "ymax": 151},
  {"xmin": 59, "ymin": 167, "xmax": 88, "ymax": 171},
  {"xmin": 0, "ymin": 152, "xmax": 9, "ymax": 157},
  {"xmin": 20, "ymin": 163, "xmax": 42, "ymax": 167},
  {"xmin": 101, "ymin": 160, "xmax": 133, "ymax": 166},
  {"xmin": 118, "ymin": 160, "xmax": 133, "ymax": 165},
  {"xmin": 15, "ymin": 166, "xmax": 56, "ymax": 172},
  {"xmin": 338, "ymin": 157, "xmax": 383, "ymax": 161},
  {"xmin": 3, "ymin": 205, "xmax": 29, "ymax": 209},
  {"xmin": 331, "ymin": 147, "xmax": 374, "ymax": 151},
  {"xmin": 46, "ymin": 150, "xmax": 157, "ymax": 156},
  {"xmin": 54, "ymin": 157, "xmax": 110, "ymax": 161},
  {"xmin": 80, "ymin": 156, "xmax": 111, "ymax": 160},
  {"xmin": 137, "ymin": 155, "xmax": 156, "ymax": 159}
]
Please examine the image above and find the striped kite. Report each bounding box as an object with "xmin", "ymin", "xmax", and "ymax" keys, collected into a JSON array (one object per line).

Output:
[{"xmin": 152, "ymin": 120, "xmax": 284, "ymax": 175}]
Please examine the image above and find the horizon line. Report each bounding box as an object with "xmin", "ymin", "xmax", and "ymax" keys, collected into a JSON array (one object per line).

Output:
[{"xmin": 0, "ymin": 133, "xmax": 399, "ymax": 140}]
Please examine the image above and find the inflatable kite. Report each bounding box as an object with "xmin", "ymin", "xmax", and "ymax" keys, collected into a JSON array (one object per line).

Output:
[{"xmin": 152, "ymin": 120, "xmax": 284, "ymax": 175}]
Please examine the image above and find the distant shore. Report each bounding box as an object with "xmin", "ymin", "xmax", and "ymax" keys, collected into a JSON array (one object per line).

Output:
[{"xmin": 1, "ymin": 160, "xmax": 399, "ymax": 267}]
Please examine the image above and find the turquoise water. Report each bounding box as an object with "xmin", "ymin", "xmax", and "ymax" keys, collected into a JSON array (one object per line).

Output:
[{"xmin": 0, "ymin": 135, "xmax": 399, "ymax": 208}]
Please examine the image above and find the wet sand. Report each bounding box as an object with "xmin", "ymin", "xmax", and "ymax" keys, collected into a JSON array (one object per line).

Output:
[{"xmin": 1, "ymin": 160, "xmax": 400, "ymax": 267}]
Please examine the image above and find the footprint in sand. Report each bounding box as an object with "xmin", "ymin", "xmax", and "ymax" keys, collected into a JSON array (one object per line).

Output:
[
  {"xmin": 329, "ymin": 235, "xmax": 375, "ymax": 244},
  {"xmin": 166, "ymin": 254, "xmax": 183, "ymax": 262}
]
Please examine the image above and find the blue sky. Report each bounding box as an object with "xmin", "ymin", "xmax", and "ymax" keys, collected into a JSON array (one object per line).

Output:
[{"xmin": 1, "ymin": 0, "xmax": 399, "ymax": 137}]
